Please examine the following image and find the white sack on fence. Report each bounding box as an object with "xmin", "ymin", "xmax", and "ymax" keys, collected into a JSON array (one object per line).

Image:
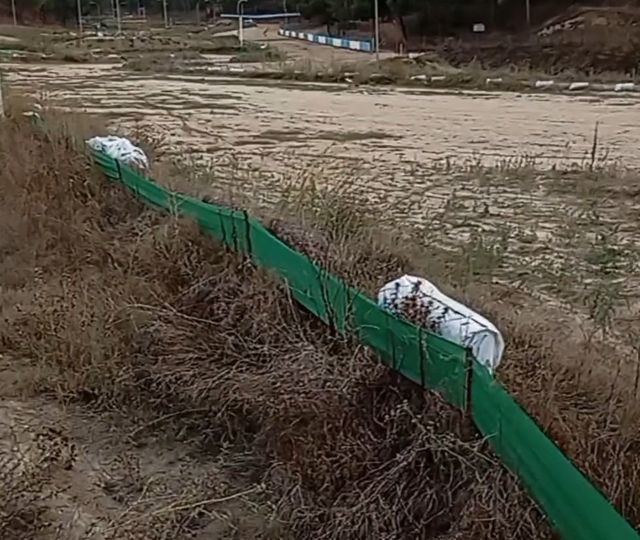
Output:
[
  {"xmin": 378, "ymin": 275, "xmax": 505, "ymax": 372},
  {"xmin": 86, "ymin": 136, "xmax": 149, "ymax": 170}
]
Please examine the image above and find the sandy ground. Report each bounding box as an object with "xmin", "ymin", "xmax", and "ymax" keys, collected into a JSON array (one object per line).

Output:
[
  {"xmin": 5, "ymin": 63, "xmax": 639, "ymax": 165},
  {"xmin": 0, "ymin": 394, "xmax": 268, "ymax": 539},
  {"xmin": 3, "ymin": 61, "xmax": 640, "ymax": 312}
]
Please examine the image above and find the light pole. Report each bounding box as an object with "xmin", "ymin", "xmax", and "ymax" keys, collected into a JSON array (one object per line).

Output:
[
  {"xmin": 237, "ymin": 0, "xmax": 247, "ymax": 48},
  {"xmin": 76, "ymin": 0, "xmax": 83, "ymax": 37},
  {"xmin": 115, "ymin": 0, "xmax": 122, "ymax": 34},
  {"xmin": 163, "ymin": 0, "xmax": 169, "ymax": 28},
  {"xmin": 374, "ymin": 0, "xmax": 380, "ymax": 62},
  {"xmin": 525, "ymin": 0, "xmax": 531, "ymax": 26},
  {"xmin": 11, "ymin": 0, "xmax": 17, "ymax": 26}
]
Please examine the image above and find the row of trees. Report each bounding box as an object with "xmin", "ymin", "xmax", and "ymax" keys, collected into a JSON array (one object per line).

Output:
[
  {"xmin": 6, "ymin": 0, "xmax": 575, "ymax": 34},
  {"xmin": 297, "ymin": 0, "xmax": 552, "ymax": 35}
]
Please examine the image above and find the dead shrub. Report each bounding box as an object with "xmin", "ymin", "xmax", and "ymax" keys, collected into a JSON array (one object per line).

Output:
[{"xmin": 0, "ymin": 106, "xmax": 555, "ymax": 538}]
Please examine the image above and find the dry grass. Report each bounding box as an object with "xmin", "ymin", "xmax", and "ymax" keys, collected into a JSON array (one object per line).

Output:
[
  {"xmin": 160, "ymin": 151, "xmax": 640, "ymax": 530},
  {"xmin": 0, "ymin": 104, "xmax": 558, "ymax": 538},
  {"xmin": 119, "ymin": 48, "xmax": 636, "ymax": 92},
  {"xmin": 0, "ymin": 26, "xmax": 243, "ymax": 66}
]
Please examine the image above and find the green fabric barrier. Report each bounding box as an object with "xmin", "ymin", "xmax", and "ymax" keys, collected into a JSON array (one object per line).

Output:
[
  {"xmin": 315, "ymin": 270, "xmax": 353, "ymax": 334},
  {"xmin": 92, "ymin": 152, "xmax": 120, "ymax": 180},
  {"xmin": 120, "ymin": 165, "xmax": 172, "ymax": 210},
  {"xmin": 174, "ymin": 195, "xmax": 252, "ymax": 255},
  {"xmin": 89, "ymin": 150, "xmax": 639, "ymax": 540},
  {"xmin": 351, "ymin": 293, "xmax": 468, "ymax": 408},
  {"xmin": 472, "ymin": 363, "xmax": 638, "ymax": 540},
  {"xmin": 248, "ymin": 219, "xmax": 330, "ymax": 321},
  {"xmin": 92, "ymin": 152, "xmax": 470, "ymax": 409}
]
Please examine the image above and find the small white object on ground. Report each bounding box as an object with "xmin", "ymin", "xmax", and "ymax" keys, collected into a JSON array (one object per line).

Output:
[
  {"xmin": 410, "ymin": 74, "xmax": 428, "ymax": 81},
  {"xmin": 568, "ymin": 82, "xmax": 589, "ymax": 91},
  {"xmin": 86, "ymin": 136, "xmax": 149, "ymax": 170},
  {"xmin": 535, "ymin": 80, "xmax": 555, "ymax": 88},
  {"xmin": 378, "ymin": 275, "xmax": 505, "ymax": 372},
  {"xmin": 23, "ymin": 111, "xmax": 42, "ymax": 121},
  {"xmin": 486, "ymin": 77, "xmax": 503, "ymax": 84},
  {"xmin": 430, "ymin": 75, "xmax": 446, "ymax": 82},
  {"xmin": 614, "ymin": 82, "xmax": 635, "ymax": 92}
]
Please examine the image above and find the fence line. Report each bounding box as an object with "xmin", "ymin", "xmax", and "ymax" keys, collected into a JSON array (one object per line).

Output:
[
  {"xmin": 93, "ymin": 150, "xmax": 639, "ymax": 540},
  {"xmin": 278, "ymin": 28, "xmax": 375, "ymax": 52}
]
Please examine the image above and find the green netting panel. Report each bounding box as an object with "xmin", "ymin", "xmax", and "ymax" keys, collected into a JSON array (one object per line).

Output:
[
  {"xmin": 314, "ymin": 271, "xmax": 354, "ymax": 334},
  {"xmin": 471, "ymin": 362, "xmax": 638, "ymax": 540},
  {"xmin": 173, "ymin": 194, "xmax": 252, "ymax": 255},
  {"xmin": 351, "ymin": 294, "xmax": 469, "ymax": 408},
  {"xmin": 248, "ymin": 220, "xmax": 330, "ymax": 322},
  {"xmin": 118, "ymin": 165, "xmax": 173, "ymax": 210},
  {"xmin": 91, "ymin": 150, "xmax": 120, "ymax": 180}
]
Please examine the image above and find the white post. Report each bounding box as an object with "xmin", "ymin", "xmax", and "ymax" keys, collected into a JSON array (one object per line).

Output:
[
  {"xmin": 11, "ymin": 0, "xmax": 17, "ymax": 26},
  {"xmin": 374, "ymin": 0, "xmax": 380, "ymax": 61},
  {"xmin": 525, "ymin": 0, "xmax": 531, "ymax": 26},
  {"xmin": 163, "ymin": 0, "xmax": 169, "ymax": 28}
]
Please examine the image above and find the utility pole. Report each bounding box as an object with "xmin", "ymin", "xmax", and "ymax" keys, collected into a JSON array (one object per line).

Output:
[
  {"xmin": 76, "ymin": 0, "xmax": 83, "ymax": 37},
  {"xmin": 11, "ymin": 0, "xmax": 17, "ymax": 26},
  {"xmin": 374, "ymin": 0, "xmax": 380, "ymax": 62},
  {"xmin": 237, "ymin": 0, "xmax": 247, "ymax": 47},
  {"xmin": 163, "ymin": 0, "xmax": 169, "ymax": 28},
  {"xmin": 115, "ymin": 0, "xmax": 122, "ymax": 34}
]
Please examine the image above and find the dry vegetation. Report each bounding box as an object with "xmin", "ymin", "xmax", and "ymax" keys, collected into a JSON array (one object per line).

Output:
[
  {"xmin": 120, "ymin": 50, "xmax": 638, "ymax": 93},
  {"xmin": 0, "ymin": 103, "xmax": 560, "ymax": 538},
  {"xmin": 159, "ymin": 133, "xmax": 640, "ymax": 530},
  {"xmin": 0, "ymin": 24, "xmax": 243, "ymax": 64}
]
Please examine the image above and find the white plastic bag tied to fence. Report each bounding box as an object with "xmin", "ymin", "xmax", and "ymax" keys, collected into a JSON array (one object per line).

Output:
[
  {"xmin": 378, "ymin": 275, "xmax": 505, "ymax": 372},
  {"xmin": 86, "ymin": 136, "xmax": 149, "ymax": 171}
]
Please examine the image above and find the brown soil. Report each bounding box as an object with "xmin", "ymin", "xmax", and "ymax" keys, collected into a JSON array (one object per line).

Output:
[
  {"xmin": 436, "ymin": 39, "xmax": 640, "ymax": 75},
  {"xmin": 435, "ymin": 7, "xmax": 640, "ymax": 75}
]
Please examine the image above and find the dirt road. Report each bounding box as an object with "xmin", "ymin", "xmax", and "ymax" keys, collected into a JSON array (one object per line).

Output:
[
  {"xmin": 5, "ymin": 63, "xmax": 639, "ymax": 166},
  {"xmin": 222, "ymin": 23, "xmax": 393, "ymax": 62}
]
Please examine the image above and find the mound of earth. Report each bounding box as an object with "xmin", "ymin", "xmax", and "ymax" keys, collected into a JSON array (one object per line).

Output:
[{"xmin": 433, "ymin": 6, "xmax": 640, "ymax": 75}]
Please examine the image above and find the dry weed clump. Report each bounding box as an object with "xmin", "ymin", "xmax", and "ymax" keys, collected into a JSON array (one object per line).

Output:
[
  {"xmin": 0, "ymin": 109, "xmax": 554, "ymax": 538},
  {"xmin": 282, "ymin": 187, "xmax": 640, "ymax": 527},
  {"xmin": 0, "ymin": 407, "xmax": 76, "ymax": 540},
  {"xmin": 174, "ymin": 166, "xmax": 640, "ymax": 528}
]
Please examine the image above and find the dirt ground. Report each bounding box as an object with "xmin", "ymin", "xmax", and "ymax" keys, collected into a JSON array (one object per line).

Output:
[
  {"xmin": 3, "ymin": 22, "xmax": 640, "ymax": 537},
  {"xmin": 406, "ymin": 6, "xmax": 640, "ymax": 75},
  {"xmin": 4, "ymin": 62, "xmax": 640, "ymax": 309}
]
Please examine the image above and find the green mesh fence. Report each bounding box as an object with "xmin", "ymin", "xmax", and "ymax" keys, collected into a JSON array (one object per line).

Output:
[{"xmin": 92, "ymin": 151, "xmax": 639, "ymax": 540}]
